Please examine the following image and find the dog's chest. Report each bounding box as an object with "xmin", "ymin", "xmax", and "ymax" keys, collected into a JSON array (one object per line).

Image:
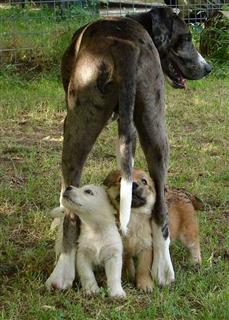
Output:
[{"xmin": 124, "ymin": 213, "xmax": 152, "ymax": 256}]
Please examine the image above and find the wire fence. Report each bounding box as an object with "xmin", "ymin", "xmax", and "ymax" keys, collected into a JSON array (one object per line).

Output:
[{"xmin": 0, "ymin": 0, "xmax": 228, "ymax": 64}]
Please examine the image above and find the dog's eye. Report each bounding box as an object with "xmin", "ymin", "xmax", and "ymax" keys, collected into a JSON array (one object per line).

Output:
[
  {"xmin": 142, "ymin": 178, "xmax": 148, "ymax": 185},
  {"xmin": 84, "ymin": 189, "xmax": 94, "ymax": 196}
]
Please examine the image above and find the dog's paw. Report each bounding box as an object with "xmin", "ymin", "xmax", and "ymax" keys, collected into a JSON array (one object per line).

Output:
[
  {"xmin": 46, "ymin": 272, "xmax": 74, "ymax": 291},
  {"xmin": 137, "ymin": 276, "xmax": 153, "ymax": 293},
  {"xmin": 152, "ymin": 252, "xmax": 175, "ymax": 286},
  {"xmin": 46, "ymin": 253, "xmax": 75, "ymax": 291},
  {"xmin": 151, "ymin": 222, "xmax": 175, "ymax": 286}
]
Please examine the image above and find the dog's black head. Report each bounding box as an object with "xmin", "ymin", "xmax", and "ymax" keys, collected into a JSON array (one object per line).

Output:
[{"xmin": 129, "ymin": 7, "xmax": 211, "ymax": 88}]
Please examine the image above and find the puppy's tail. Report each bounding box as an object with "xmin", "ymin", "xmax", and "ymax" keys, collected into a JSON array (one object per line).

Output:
[
  {"xmin": 179, "ymin": 189, "xmax": 205, "ymax": 211},
  {"xmin": 190, "ymin": 195, "xmax": 205, "ymax": 211},
  {"xmin": 115, "ymin": 46, "xmax": 140, "ymax": 234}
]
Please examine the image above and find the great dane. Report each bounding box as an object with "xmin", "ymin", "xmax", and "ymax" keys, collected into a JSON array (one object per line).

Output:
[{"xmin": 46, "ymin": 7, "xmax": 211, "ymax": 290}]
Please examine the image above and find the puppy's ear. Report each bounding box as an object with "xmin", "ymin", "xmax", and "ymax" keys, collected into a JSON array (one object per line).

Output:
[{"xmin": 103, "ymin": 170, "xmax": 121, "ymax": 187}]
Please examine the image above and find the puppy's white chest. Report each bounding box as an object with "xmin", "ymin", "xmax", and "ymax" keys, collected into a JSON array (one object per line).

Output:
[{"xmin": 78, "ymin": 226, "xmax": 121, "ymax": 265}]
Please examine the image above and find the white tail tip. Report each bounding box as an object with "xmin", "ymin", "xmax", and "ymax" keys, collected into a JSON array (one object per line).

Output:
[{"xmin": 120, "ymin": 177, "xmax": 132, "ymax": 235}]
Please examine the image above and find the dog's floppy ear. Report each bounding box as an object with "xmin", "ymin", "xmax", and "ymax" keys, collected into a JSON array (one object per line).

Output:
[
  {"xmin": 127, "ymin": 7, "xmax": 174, "ymax": 52},
  {"xmin": 149, "ymin": 7, "xmax": 175, "ymax": 52},
  {"xmin": 103, "ymin": 170, "xmax": 121, "ymax": 188}
]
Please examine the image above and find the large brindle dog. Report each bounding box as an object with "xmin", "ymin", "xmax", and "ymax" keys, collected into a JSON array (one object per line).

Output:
[{"xmin": 46, "ymin": 7, "xmax": 211, "ymax": 289}]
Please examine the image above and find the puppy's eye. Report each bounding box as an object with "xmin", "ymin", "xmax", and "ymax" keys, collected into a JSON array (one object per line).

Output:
[
  {"xmin": 84, "ymin": 189, "xmax": 94, "ymax": 196},
  {"xmin": 142, "ymin": 178, "xmax": 148, "ymax": 185}
]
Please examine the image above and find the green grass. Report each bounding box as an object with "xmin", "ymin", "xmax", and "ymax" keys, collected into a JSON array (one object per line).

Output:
[
  {"xmin": 0, "ymin": 7, "xmax": 229, "ymax": 319},
  {"xmin": 0, "ymin": 64, "xmax": 228, "ymax": 319}
]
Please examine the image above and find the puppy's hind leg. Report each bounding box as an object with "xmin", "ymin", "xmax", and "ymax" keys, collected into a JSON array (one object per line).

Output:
[{"xmin": 180, "ymin": 234, "xmax": 201, "ymax": 265}]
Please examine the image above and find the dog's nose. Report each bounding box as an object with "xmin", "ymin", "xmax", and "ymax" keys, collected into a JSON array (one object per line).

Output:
[
  {"xmin": 63, "ymin": 186, "xmax": 72, "ymax": 198},
  {"xmin": 132, "ymin": 182, "xmax": 139, "ymax": 191},
  {"xmin": 204, "ymin": 63, "xmax": 212, "ymax": 75}
]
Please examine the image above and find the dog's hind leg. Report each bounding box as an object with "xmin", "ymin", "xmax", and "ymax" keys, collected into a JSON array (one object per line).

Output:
[
  {"xmin": 135, "ymin": 113, "xmax": 174, "ymax": 285},
  {"xmin": 47, "ymin": 88, "xmax": 114, "ymax": 290},
  {"xmin": 134, "ymin": 55, "xmax": 174, "ymax": 285},
  {"xmin": 134, "ymin": 104, "xmax": 174, "ymax": 285},
  {"xmin": 62, "ymin": 102, "xmax": 113, "ymax": 187},
  {"xmin": 46, "ymin": 211, "xmax": 79, "ymax": 290}
]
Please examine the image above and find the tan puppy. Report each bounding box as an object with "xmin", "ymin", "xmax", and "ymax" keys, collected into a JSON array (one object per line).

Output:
[{"xmin": 104, "ymin": 169, "xmax": 203, "ymax": 292}]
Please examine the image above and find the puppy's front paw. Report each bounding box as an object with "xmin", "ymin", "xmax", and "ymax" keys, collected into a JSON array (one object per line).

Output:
[
  {"xmin": 83, "ymin": 282, "xmax": 100, "ymax": 296},
  {"xmin": 110, "ymin": 287, "xmax": 126, "ymax": 298},
  {"xmin": 137, "ymin": 276, "xmax": 153, "ymax": 293}
]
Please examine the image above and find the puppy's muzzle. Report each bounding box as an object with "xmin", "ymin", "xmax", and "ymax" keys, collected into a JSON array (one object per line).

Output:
[
  {"xmin": 132, "ymin": 183, "xmax": 146, "ymax": 208},
  {"xmin": 132, "ymin": 182, "xmax": 139, "ymax": 191}
]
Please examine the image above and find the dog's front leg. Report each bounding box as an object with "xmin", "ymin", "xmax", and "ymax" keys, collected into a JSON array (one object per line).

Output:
[
  {"xmin": 76, "ymin": 252, "xmax": 99, "ymax": 296},
  {"xmin": 104, "ymin": 254, "xmax": 126, "ymax": 298}
]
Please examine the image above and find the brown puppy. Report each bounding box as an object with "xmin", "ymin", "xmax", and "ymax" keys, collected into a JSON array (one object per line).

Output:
[{"xmin": 104, "ymin": 168, "xmax": 203, "ymax": 292}]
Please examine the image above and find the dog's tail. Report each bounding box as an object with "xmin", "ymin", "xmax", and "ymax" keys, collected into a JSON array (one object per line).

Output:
[{"xmin": 115, "ymin": 46, "xmax": 140, "ymax": 234}]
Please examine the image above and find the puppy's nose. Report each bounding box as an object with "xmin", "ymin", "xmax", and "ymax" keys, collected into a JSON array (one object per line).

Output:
[
  {"xmin": 65, "ymin": 186, "xmax": 72, "ymax": 192},
  {"xmin": 132, "ymin": 182, "xmax": 139, "ymax": 191},
  {"xmin": 204, "ymin": 63, "xmax": 212, "ymax": 75}
]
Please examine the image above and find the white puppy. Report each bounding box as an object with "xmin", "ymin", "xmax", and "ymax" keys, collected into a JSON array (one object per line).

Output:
[{"xmin": 46, "ymin": 185, "xmax": 125, "ymax": 298}]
